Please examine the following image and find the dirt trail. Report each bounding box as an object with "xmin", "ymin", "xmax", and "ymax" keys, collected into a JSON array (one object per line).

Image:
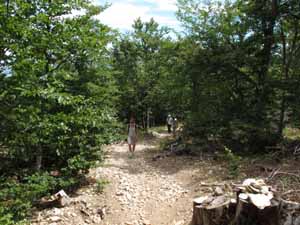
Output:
[
  {"xmin": 93, "ymin": 133, "xmax": 192, "ymax": 225},
  {"xmin": 32, "ymin": 131, "xmax": 224, "ymax": 225}
]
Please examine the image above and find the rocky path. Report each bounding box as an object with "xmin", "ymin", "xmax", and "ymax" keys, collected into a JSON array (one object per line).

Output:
[
  {"xmin": 94, "ymin": 135, "xmax": 191, "ymax": 225},
  {"xmin": 32, "ymin": 131, "xmax": 223, "ymax": 225}
]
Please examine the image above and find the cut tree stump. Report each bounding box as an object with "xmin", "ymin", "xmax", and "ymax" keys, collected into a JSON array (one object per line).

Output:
[
  {"xmin": 192, "ymin": 196, "xmax": 235, "ymax": 225},
  {"xmin": 280, "ymin": 199, "xmax": 300, "ymax": 225},
  {"xmin": 232, "ymin": 197, "xmax": 280, "ymax": 225},
  {"xmin": 192, "ymin": 179, "xmax": 300, "ymax": 225}
]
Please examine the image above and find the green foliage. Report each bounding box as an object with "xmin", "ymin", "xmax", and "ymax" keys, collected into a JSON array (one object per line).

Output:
[
  {"xmin": 284, "ymin": 127, "xmax": 300, "ymax": 141},
  {"xmin": 0, "ymin": 1, "xmax": 120, "ymax": 169},
  {"xmin": 0, "ymin": 173, "xmax": 51, "ymax": 221},
  {"xmin": 159, "ymin": 138, "xmax": 170, "ymax": 151},
  {"xmin": 0, "ymin": 172, "xmax": 87, "ymax": 223},
  {"xmin": 220, "ymin": 147, "xmax": 241, "ymax": 178},
  {"xmin": 66, "ymin": 154, "xmax": 94, "ymax": 175},
  {"xmin": 95, "ymin": 179, "xmax": 110, "ymax": 194},
  {"xmin": 112, "ymin": 18, "xmax": 177, "ymax": 124},
  {"xmin": 0, "ymin": 207, "xmax": 14, "ymax": 225},
  {"xmin": 0, "ymin": 1, "xmax": 121, "ymax": 222},
  {"xmin": 175, "ymin": 0, "xmax": 300, "ymax": 150}
]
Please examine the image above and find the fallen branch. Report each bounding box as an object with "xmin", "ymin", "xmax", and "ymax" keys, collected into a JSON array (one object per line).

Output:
[
  {"xmin": 271, "ymin": 171, "xmax": 300, "ymax": 179},
  {"xmin": 279, "ymin": 180, "xmax": 285, "ymax": 192},
  {"xmin": 282, "ymin": 189, "xmax": 300, "ymax": 197},
  {"xmin": 267, "ymin": 167, "xmax": 281, "ymax": 180},
  {"xmin": 199, "ymin": 182, "xmax": 227, "ymax": 187}
]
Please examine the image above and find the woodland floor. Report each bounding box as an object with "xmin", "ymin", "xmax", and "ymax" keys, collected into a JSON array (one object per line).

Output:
[{"xmin": 31, "ymin": 129, "xmax": 300, "ymax": 225}]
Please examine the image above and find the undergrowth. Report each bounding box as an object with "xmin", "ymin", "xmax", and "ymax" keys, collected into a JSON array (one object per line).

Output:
[
  {"xmin": 95, "ymin": 179, "xmax": 110, "ymax": 194},
  {"xmin": 219, "ymin": 146, "xmax": 241, "ymax": 178}
]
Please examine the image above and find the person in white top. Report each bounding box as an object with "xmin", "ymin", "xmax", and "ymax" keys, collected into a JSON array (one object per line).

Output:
[
  {"xmin": 166, "ymin": 114, "xmax": 173, "ymax": 133},
  {"xmin": 127, "ymin": 117, "xmax": 137, "ymax": 153}
]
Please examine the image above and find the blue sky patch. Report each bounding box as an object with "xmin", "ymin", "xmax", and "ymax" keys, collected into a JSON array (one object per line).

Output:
[{"xmin": 94, "ymin": 0, "xmax": 180, "ymax": 31}]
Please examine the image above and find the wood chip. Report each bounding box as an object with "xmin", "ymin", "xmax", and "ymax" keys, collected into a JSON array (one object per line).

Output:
[{"xmin": 248, "ymin": 193, "xmax": 272, "ymax": 209}]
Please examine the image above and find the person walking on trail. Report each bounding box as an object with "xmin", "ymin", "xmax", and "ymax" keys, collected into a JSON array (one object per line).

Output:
[
  {"xmin": 166, "ymin": 114, "xmax": 173, "ymax": 133},
  {"xmin": 172, "ymin": 117, "xmax": 177, "ymax": 136},
  {"xmin": 127, "ymin": 117, "xmax": 137, "ymax": 153}
]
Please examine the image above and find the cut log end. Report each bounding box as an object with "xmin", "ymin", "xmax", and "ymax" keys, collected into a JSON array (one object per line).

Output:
[{"xmin": 192, "ymin": 179, "xmax": 300, "ymax": 225}]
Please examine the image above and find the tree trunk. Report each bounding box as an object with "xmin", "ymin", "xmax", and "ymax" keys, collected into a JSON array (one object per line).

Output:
[
  {"xmin": 278, "ymin": 22, "xmax": 288, "ymax": 138},
  {"xmin": 147, "ymin": 108, "xmax": 150, "ymax": 131},
  {"xmin": 255, "ymin": 0, "xmax": 278, "ymax": 123}
]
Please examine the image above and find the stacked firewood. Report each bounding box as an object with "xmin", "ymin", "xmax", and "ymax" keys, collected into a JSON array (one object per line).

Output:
[{"xmin": 192, "ymin": 179, "xmax": 300, "ymax": 225}]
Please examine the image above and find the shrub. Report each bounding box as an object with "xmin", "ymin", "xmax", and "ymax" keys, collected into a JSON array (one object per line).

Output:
[
  {"xmin": 0, "ymin": 172, "xmax": 89, "ymax": 223},
  {"xmin": 95, "ymin": 179, "xmax": 110, "ymax": 194},
  {"xmin": 220, "ymin": 146, "xmax": 241, "ymax": 178},
  {"xmin": 0, "ymin": 207, "xmax": 15, "ymax": 225}
]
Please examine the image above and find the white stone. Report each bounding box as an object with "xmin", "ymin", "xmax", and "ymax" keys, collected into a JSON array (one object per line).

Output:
[
  {"xmin": 49, "ymin": 216, "xmax": 61, "ymax": 222},
  {"xmin": 52, "ymin": 208, "xmax": 62, "ymax": 216}
]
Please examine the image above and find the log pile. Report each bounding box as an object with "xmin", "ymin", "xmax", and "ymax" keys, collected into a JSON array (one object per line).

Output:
[{"xmin": 192, "ymin": 179, "xmax": 300, "ymax": 225}]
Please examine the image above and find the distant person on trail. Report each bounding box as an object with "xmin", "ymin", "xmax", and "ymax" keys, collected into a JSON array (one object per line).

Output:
[
  {"xmin": 127, "ymin": 117, "xmax": 137, "ymax": 153},
  {"xmin": 166, "ymin": 114, "xmax": 173, "ymax": 133},
  {"xmin": 172, "ymin": 117, "xmax": 177, "ymax": 136}
]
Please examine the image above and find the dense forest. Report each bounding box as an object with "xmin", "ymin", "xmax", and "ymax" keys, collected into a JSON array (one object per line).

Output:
[{"xmin": 0, "ymin": 0, "xmax": 300, "ymax": 223}]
